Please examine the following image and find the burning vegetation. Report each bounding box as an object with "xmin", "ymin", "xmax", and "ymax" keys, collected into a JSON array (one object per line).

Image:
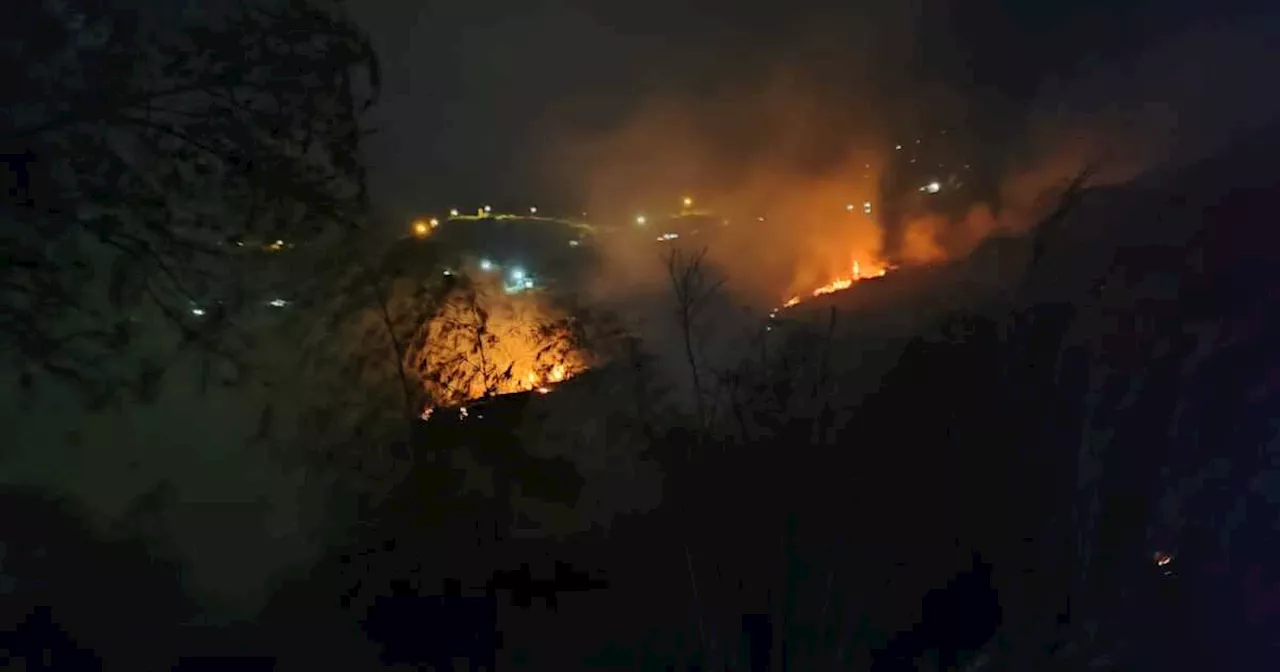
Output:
[
  {"xmin": 778, "ymin": 256, "xmax": 892, "ymax": 312},
  {"xmin": 406, "ymin": 276, "xmax": 590, "ymax": 410}
]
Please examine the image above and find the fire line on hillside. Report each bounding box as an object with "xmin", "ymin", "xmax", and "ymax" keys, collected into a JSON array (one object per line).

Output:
[{"xmin": 774, "ymin": 257, "xmax": 893, "ymax": 316}]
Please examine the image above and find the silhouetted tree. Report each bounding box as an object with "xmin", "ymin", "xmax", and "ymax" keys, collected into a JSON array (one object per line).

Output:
[{"xmin": 2, "ymin": 0, "xmax": 379, "ymax": 404}]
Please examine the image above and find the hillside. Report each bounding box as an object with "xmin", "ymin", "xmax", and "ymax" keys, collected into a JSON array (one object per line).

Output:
[
  {"xmin": 268, "ymin": 121, "xmax": 1280, "ymax": 671},
  {"xmin": 7, "ymin": 119, "xmax": 1280, "ymax": 669}
]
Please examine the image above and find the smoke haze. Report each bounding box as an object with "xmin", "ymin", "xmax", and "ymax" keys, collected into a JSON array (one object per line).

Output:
[{"xmin": 538, "ymin": 12, "xmax": 1280, "ymax": 315}]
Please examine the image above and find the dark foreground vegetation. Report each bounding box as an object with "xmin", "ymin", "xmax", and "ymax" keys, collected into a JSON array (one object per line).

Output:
[{"xmin": 4, "ymin": 2, "xmax": 1279, "ymax": 671}]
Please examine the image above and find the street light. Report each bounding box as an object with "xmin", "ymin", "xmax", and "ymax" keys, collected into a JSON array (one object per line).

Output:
[
  {"xmin": 682, "ymin": 196, "xmax": 693, "ymax": 209},
  {"xmin": 845, "ymin": 204, "xmax": 855, "ymax": 212},
  {"xmin": 635, "ymin": 215, "xmax": 647, "ymax": 226},
  {"xmin": 449, "ymin": 208, "xmax": 459, "ymax": 217},
  {"xmin": 530, "ymin": 206, "xmax": 538, "ymax": 215},
  {"xmin": 412, "ymin": 220, "xmax": 429, "ymax": 237}
]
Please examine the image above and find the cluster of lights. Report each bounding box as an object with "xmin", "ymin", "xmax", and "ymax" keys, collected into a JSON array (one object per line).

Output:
[
  {"xmin": 411, "ymin": 218, "xmax": 439, "ymax": 237},
  {"xmin": 475, "ymin": 257, "xmax": 536, "ymax": 292},
  {"xmin": 657, "ymin": 232, "xmax": 679, "ymax": 242},
  {"xmin": 191, "ymin": 297, "xmax": 289, "ymax": 317},
  {"xmin": 423, "ymin": 205, "xmax": 546, "ymax": 225},
  {"xmin": 636, "ymin": 196, "xmax": 698, "ymax": 228},
  {"xmin": 504, "ymin": 265, "xmax": 535, "ymax": 294}
]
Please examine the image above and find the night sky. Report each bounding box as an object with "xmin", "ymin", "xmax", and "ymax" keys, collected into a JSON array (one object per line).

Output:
[{"xmin": 349, "ymin": 0, "xmax": 1270, "ymax": 221}]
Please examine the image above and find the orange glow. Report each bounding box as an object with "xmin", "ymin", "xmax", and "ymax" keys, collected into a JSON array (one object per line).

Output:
[
  {"xmin": 900, "ymin": 215, "xmax": 948, "ymax": 264},
  {"xmin": 408, "ymin": 276, "xmax": 588, "ymax": 406},
  {"xmin": 779, "ymin": 254, "xmax": 890, "ymax": 311}
]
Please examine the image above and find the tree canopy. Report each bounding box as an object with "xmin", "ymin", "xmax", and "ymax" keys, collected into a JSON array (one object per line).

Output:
[{"xmin": 2, "ymin": 0, "xmax": 379, "ymax": 402}]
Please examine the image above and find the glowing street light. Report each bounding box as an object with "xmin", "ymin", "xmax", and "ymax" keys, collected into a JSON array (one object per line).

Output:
[
  {"xmin": 529, "ymin": 206, "xmax": 538, "ymax": 215},
  {"xmin": 635, "ymin": 214, "xmax": 647, "ymax": 226},
  {"xmin": 845, "ymin": 204, "xmax": 855, "ymax": 212},
  {"xmin": 479, "ymin": 258, "xmax": 494, "ymax": 271},
  {"xmin": 412, "ymin": 220, "xmax": 429, "ymax": 237},
  {"xmin": 430, "ymin": 217, "xmax": 440, "ymax": 228},
  {"xmin": 682, "ymin": 196, "xmax": 694, "ymax": 208},
  {"xmin": 449, "ymin": 208, "xmax": 460, "ymax": 217},
  {"xmin": 483, "ymin": 205, "xmax": 492, "ymax": 213}
]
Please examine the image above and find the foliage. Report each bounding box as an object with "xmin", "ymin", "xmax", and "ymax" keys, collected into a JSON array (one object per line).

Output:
[
  {"xmin": 1, "ymin": 0, "xmax": 379, "ymax": 403},
  {"xmin": 663, "ymin": 246, "xmax": 727, "ymax": 431},
  {"xmin": 408, "ymin": 277, "xmax": 590, "ymax": 407}
]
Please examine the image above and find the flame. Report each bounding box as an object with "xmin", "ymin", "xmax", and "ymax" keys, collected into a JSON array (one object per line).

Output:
[
  {"xmin": 522, "ymin": 362, "xmax": 573, "ymax": 392},
  {"xmin": 780, "ymin": 254, "xmax": 890, "ymax": 310},
  {"xmin": 408, "ymin": 277, "xmax": 589, "ymax": 407}
]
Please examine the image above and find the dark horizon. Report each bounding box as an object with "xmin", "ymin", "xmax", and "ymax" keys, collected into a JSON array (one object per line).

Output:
[{"xmin": 351, "ymin": 0, "xmax": 1272, "ymax": 222}]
